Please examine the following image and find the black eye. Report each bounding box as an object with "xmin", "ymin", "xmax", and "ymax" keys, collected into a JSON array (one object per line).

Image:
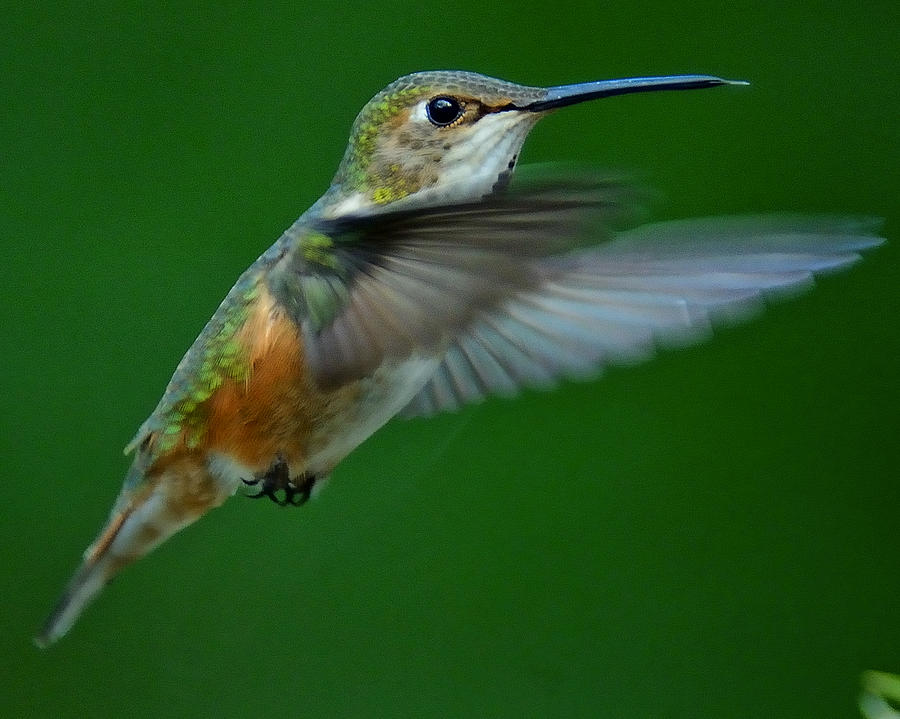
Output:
[{"xmin": 426, "ymin": 96, "xmax": 463, "ymax": 126}]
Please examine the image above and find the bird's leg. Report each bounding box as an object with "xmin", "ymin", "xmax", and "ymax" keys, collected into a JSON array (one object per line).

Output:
[{"xmin": 242, "ymin": 455, "xmax": 320, "ymax": 507}]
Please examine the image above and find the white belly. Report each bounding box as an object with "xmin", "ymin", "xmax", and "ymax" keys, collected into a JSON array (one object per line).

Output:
[{"xmin": 305, "ymin": 355, "xmax": 440, "ymax": 473}]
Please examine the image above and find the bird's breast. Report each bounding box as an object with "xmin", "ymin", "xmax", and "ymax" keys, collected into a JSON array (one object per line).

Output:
[
  {"xmin": 198, "ymin": 283, "xmax": 344, "ymax": 475},
  {"xmin": 199, "ymin": 284, "xmax": 438, "ymax": 478}
]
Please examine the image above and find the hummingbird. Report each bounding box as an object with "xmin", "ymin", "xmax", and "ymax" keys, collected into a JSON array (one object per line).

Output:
[{"xmin": 36, "ymin": 70, "xmax": 882, "ymax": 647}]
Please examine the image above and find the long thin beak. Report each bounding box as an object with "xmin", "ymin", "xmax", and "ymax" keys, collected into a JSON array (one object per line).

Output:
[{"xmin": 524, "ymin": 75, "xmax": 748, "ymax": 112}]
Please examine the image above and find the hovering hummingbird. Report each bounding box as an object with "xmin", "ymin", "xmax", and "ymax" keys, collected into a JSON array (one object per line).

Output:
[{"xmin": 36, "ymin": 70, "xmax": 882, "ymax": 646}]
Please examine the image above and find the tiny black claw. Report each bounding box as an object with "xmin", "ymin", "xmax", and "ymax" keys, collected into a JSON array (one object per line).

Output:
[
  {"xmin": 243, "ymin": 455, "xmax": 319, "ymax": 507},
  {"xmin": 282, "ymin": 473, "xmax": 317, "ymax": 506},
  {"xmin": 245, "ymin": 484, "xmax": 280, "ymax": 503}
]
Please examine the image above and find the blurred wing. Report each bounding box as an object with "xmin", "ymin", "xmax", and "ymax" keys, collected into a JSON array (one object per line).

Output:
[
  {"xmin": 268, "ymin": 173, "xmax": 641, "ymax": 388},
  {"xmin": 400, "ymin": 214, "xmax": 883, "ymax": 417}
]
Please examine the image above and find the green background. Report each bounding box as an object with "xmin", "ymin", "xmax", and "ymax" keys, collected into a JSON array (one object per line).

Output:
[{"xmin": 2, "ymin": 2, "xmax": 897, "ymax": 717}]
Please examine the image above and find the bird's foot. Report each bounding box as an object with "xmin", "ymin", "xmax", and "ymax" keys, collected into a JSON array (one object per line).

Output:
[{"xmin": 242, "ymin": 456, "xmax": 319, "ymax": 507}]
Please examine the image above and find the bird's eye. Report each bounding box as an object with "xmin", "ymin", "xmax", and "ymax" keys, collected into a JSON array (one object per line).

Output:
[{"xmin": 426, "ymin": 96, "xmax": 463, "ymax": 126}]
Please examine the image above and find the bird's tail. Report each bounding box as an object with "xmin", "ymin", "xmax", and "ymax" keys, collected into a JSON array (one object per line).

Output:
[{"xmin": 35, "ymin": 477, "xmax": 202, "ymax": 648}]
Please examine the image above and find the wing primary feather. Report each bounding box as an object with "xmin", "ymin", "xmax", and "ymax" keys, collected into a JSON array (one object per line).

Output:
[
  {"xmin": 275, "ymin": 177, "xmax": 881, "ymax": 412},
  {"xmin": 456, "ymin": 332, "xmax": 519, "ymax": 398}
]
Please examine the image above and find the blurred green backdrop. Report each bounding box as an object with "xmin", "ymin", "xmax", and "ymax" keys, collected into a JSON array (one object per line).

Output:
[{"xmin": 2, "ymin": 2, "xmax": 897, "ymax": 717}]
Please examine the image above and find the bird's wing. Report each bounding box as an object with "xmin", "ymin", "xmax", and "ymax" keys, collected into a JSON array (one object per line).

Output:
[
  {"xmin": 399, "ymin": 213, "xmax": 883, "ymax": 416},
  {"xmin": 267, "ymin": 171, "xmax": 881, "ymax": 403},
  {"xmin": 267, "ymin": 172, "xmax": 642, "ymax": 389}
]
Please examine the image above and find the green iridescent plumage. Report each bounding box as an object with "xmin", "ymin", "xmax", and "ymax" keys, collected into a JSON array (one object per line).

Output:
[
  {"xmin": 268, "ymin": 229, "xmax": 353, "ymax": 333},
  {"xmin": 335, "ymin": 84, "xmax": 428, "ymax": 194},
  {"xmin": 300, "ymin": 231, "xmax": 340, "ymax": 269},
  {"xmin": 128, "ymin": 277, "xmax": 262, "ymax": 455},
  {"xmin": 162, "ymin": 314, "xmax": 251, "ymax": 450}
]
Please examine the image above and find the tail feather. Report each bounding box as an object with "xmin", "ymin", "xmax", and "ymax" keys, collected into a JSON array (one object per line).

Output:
[
  {"xmin": 35, "ymin": 484, "xmax": 195, "ymax": 648},
  {"xmin": 35, "ymin": 531, "xmax": 128, "ymax": 649}
]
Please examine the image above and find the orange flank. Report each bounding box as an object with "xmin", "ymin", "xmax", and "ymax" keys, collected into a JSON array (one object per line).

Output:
[
  {"xmin": 182, "ymin": 284, "xmax": 357, "ymax": 477},
  {"xmin": 204, "ymin": 287, "xmax": 315, "ymax": 471}
]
